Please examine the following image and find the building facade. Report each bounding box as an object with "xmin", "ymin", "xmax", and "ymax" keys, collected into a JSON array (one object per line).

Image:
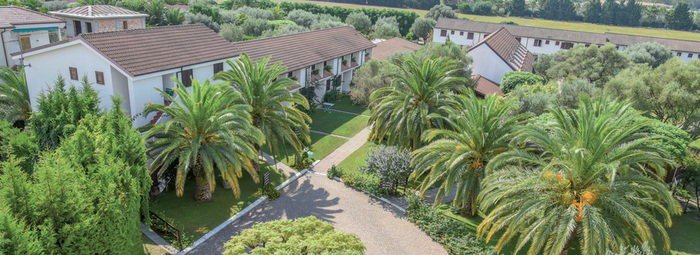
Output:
[
  {"xmin": 49, "ymin": 5, "xmax": 147, "ymax": 37},
  {"xmin": 0, "ymin": 6, "xmax": 65, "ymax": 67},
  {"xmin": 434, "ymin": 18, "xmax": 700, "ymax": 63},
  {"xmin": 466, "ymin": 27, "xmax": 534, "ymax": 85}
]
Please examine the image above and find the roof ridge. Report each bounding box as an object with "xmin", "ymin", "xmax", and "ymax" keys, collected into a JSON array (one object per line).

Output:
[
  {"xmin": 233, "ymin": 26, "xmax": 354, "ymax": 45},
  {"xmin": 1, "ymin": 5, "xmax": 65, "ymax": 23},
  {"xmin": 79, "ymin": 24, "xmax": 205, "ymax": 37}
]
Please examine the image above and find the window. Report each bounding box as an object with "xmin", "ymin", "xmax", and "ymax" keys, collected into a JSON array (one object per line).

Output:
[
  {"xmin": 676, "ymin": 52, "xmax": 681, "ymax": 56},
  {"xmin": 324, "ymin": 61, "xmax": 328, "ymax": 66},
  {"xmin": 213, "ymin": 62, "xmax": 223, "ymax": 74},
  {"xmin": 450, "ymin": 30, "xmax": 455, "ymax": 35},
  {"xmin": 467, "ymin": 32, "xmax": 474, "ymax": 39},
  {"xmin": 122, "ymin": 21, "xmax": 128, "ymax": 30},
  {"xmin": 440, "ymin": 29, "xmax": 447, "ymax": 37},
  {"xmin": 534, "ymin": 39, "xmax": 542, "ymax": 47},
  {"xmin": 689, "ymin": 53, "xmax": 694, "ymax": 58},
  {"xmin": 561, "ymin": 42, "xmax": 574, "ymax": 50},
  {"xmin": 69, "ymin": 67, "xmax": 78, "ymax": 80},
  {"xmin": 555, "ymin": 41, "xmax": 560, "ymax": 46},
  {"xmin": 19, "ymin": 36, "xmax": 31, "ymax": 51},
  {"xmin": 311, "ymin": 64, "xmax": 316, "ymax": 70},
  {"xmin": 86, "ymin": 22, "xmax": 92, "ymax": 33},
  {"xmin": 585, "ymin": 44, "xmax": 590, "ymax": 47},
  {"xmin": 180, "ymin": 69, "xmax": 193, "ymax": 87},
  {"xmin": 74, "ymin": 20, "xmax": 82, "ymax": 35},
  {"xmin": 545, "ymin": 40, "xmax": 550, "ymax": 45},
  {"xmin": 459, "ymin": 31, "xmax": 464, "ymax": 36},
  {"xmin": 287, "ymin": 72, "xmax": 293, "ymax": 78},
  {"xmin": 325, "ymin": 79, "xmax": 331, "ymax": 90},
  {"xmin": 95, "ymin": 71, "xmax": 104, "ymax": 85}
]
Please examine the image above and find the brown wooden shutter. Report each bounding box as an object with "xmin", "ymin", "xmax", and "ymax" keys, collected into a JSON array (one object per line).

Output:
[
  {"xmin": 19, "ymin": 36, "xmax": 31, "ymax": 51},
  {"xmin": 95, "ymin": 71, "xmax": 105, "ymax": 85},
  {"xmin": 69, "ymin": 67, "xmax": 78, "ymax": 80}
]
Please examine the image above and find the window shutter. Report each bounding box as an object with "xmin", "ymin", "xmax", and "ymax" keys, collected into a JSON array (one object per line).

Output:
[
  {"xmin": 95, "ymin": 71, "xmax": 105, "ymax": 85},
  {"xmin": 69, "ymin": 67, "xmax": 78, "ymax": 80}
]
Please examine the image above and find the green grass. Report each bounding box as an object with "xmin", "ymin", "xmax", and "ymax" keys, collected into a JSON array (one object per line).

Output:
[
  {"xmin": 272, "ymin": 0, "xmax": 700, "ymax": 42},
  {"xmin": 336, "ymin": 141, "xmax": 377, "ymax": 174},
  {"xmin": 310, "ymin": 110, "xmax": 369, "ymax": 137},
  {"xmin": 330, "ymin": 97, "xmax": 370, "ymax": 115},
  {"xmin": 143, "ymin": 235, "xmax": 167, "ymax": 255},
  {"xmin": 262, "ymin": 132, "xmax": 348, "ymax": 165},
  {"xmin": 435, "ymin": 203, "xmax": 700, "ymax": 255},
  {"xmin": 149, "ymin": 163, "xmax": 287, "ymax": 239}
]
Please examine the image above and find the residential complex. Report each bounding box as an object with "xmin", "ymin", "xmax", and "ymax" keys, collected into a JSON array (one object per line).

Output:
[
  {"xmin": 466, "ymin": 27, "xmax": 534, "ymax": 85},
  {"xmin": 15, "ymin": 25, "xmax": 375, "ymax": 127},
  {"xmin": 433, "ymin": 18, "xmax": 700, "ymax": 62},
  {"xmin": 49, "ymin": 5, "xmax": 147, "ymax": 37},
  {"xmin": 0, "ymin": 6, "xmax": 65, "ymax": 67}
]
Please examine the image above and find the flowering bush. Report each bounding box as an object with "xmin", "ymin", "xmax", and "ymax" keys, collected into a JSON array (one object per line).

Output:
[
  {"xmin": 327, "ymin": 165, "xmax": 342, "ymax": 179},
  {"xmin": 405, "ymin": 193, "xmax": 494, "ymax": 255},
  {"xmin": 263, "ymin": 184, "xmax": 281, "ymax": 200}
]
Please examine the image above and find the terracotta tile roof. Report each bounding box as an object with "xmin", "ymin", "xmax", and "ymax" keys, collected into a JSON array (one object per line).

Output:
[
  {"xmin": 75, "ymin": 24, "xmax": 240, "ymax": 76},
  {"xmin": 436, "ymin": 18, "xmax": 700, "ymax": 54},
  {"xmin": 0, "ymin": 6, "xmax": 65, "ymax": 29},
  {"xmin": 372, "ymin": 38, "xmax": 422, "ymax": 61},
  {"xmin": 49, "ymin": 5, "xmax": 148, "ymax": 19},
  {"xmin": 470, "ymin": 27, "xmax": 534, "ymax": 72},
  {"xmin": 233, "ymin": 26, "xmax": 375, "ymax": 72},
  {"xmin": 472, "ymin": 75, "xmax": 504, "ymax": 97}
]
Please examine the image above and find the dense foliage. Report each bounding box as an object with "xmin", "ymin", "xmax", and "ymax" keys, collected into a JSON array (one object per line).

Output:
[
  {"xmin": 500, "ymin": 71, "xmax": 545, "ymax": 93},
  {"xmin": 360, "ymin": 145, "xmax": 412, "ymax": 182},
  {"xmin": 223, "ymin": 216, "xmax": 365, "ymax": 254},
  {"xmin": 623, "ymin": 42, "xmax": 673, "ymax": 68},
  {"xmin": 350, "ymin": 59, "xmax": 398, "ymax": 106},
  {"xmin": 540, "ymin": 43, "xmax": 629, "ymax": 87},
  {"xmin": 0, "ymin": 67, "xmax": 30, "ymax": 126}
]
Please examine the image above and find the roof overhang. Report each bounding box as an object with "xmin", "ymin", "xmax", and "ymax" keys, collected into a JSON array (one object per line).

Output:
[{"xmin": 49, "ymin": 12, "xmax": 149, "ymax": 20}]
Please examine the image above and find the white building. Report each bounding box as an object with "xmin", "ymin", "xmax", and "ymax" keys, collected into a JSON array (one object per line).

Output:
[
  {"xmin": 467, "ymin": 27, "xmax": 535, "ymax": 85},
  {"xmin": 14, "ymin": 24, "xmax": 239, "ymax": 127},
  {"xmin": 434, "ymin": 18, "xmax": 700, "ymax": 63},
  {"xmin": 233, "ymin": 26, "xmax": 376, "ymax": 102},
  {"xmin": 49, "ymin": 5, "xmax": 148, "ymax": 37},
  {"xmin": 0, "ymin": 6, "xmax": 65, "ymax": 68}
]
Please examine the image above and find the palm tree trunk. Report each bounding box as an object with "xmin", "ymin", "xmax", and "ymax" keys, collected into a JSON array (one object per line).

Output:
[
  {"xmin": 463, "ymin": 191, "xmax": 477, "ymax": 217},
  {"xmin": 253, "ymin": 143, "xmax": 261, "ymax": 172},
  {"xmin": 559, "ymin": 225, "xmax": 578, "ymax": 255},
  {"xmin": 193, "ymin": 159, "xmax": 212, "ymax": 201}
]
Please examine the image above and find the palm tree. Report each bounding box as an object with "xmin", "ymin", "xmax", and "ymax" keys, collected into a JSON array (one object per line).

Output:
[
  {"xmin": 215, "ymin": 54, "xmax": 310, "ymax": 171},
  {"xmin": 0, "ymin": 67, "xmax": 31, "ymax": 126},
  {"xmin": 144, "ymin": 78, "xmax": 264, "ymax": 201},
  {"xmin": 412, "ymin": 92, "xmax": 522, "ymax": 217},
  {"xmin": 478, "ymin": 96, "xmax": 680, "ymax": 255},
  {"xmin": 368, "ymin": 55, "xmax": 467, "ymax": 151}
]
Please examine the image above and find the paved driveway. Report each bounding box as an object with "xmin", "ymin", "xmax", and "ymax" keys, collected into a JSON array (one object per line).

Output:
[{"xmin": 187, "ymin": 173, "xmax": 446, "ymax": 255}]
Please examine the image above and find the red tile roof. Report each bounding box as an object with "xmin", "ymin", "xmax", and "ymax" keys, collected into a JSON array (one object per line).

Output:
[
  {"xmin": 372, "ymin": 38, "xmax": 421, "ymax": 61},
  {"xmin": 470, "ymin": 27, "xmax": 534, "ymax": 72},
  {"xmin": 472, "ymin": 75, "xmax": 504, "ymax": 97},
  {"xmin": 49, "ymin": 5, "xmax": 148, "ymax": 19},
  {"xmin": 0, "ymin": 6, "xmax": 65, "ymax": 29},
  {"xmin": 233, "ymin": 26, "xmax": 375, "ymax": 72}
]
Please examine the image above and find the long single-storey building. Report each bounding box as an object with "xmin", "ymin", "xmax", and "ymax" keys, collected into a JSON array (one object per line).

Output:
[{"xmin": 433, "ymin": 18, "xmax": 700, "ymax": 62}]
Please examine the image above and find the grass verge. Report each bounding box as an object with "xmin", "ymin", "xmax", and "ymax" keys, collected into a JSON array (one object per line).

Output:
[
  {"xmin": 149, "ymin": 163, "xmax": 288, "ymax": 239},
  {"xmin": 331, "ymin": 97, "xmax": 370, "ymax": 115},
  {"xmin": 310, "ymin": 110, "xmax": 369, "ymax": 137},
  {"xmin": 263, "ymin": 132, "xmax": 347, "ymax": 165}
]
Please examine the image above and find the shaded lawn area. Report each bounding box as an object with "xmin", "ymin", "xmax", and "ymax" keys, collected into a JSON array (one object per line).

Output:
[
  {"xmin": 331, "ymin": 97, "xmax": 370, "ymax": 116},
  {"xmin": 435, "ymin": 203, "xmax": 700, "ymax": 255},
  {"xmin": 149, "ymin": 163, "xmax": 287, "ymax": 239},
  {"xmin": 336, "ymin": 141, "xmax": 377, "ymax": 174},
  {"xmin": 143, "ymin": 235, "xmax": 168, "ymax": 255},
  {"xmin": 262, "ymin": 132, "xmax": 347, "ymax": 165},
  {"xmin": 310, "ymin": 110, "xmax": 369, "ymax": 138}
]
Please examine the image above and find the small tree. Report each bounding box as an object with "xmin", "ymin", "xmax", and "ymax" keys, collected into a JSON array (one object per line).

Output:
[
  {"xmin": 286, "ymin": 9, "xmax": 316, "ymax": 27},
  {"xmin": 425, "ymin": 4, "xmax": 457, "ymax": 20},
  {"xmin": 219, "ymin": 23, "xmax": 244, "ymax": 42},
  {"xmin": 345, "ymin": 12, "xmax": 371, "ymax": 34},
  {"xmin": 409, "ymin": 18, "xmax": 436, "ymax": 40},
  {"xmin": 223, "ymin": 216, "xmax": 365, "ymax": 255},
  {"xmin": 500, "ymin": 71, "xmax": 545, "ymax": 93},
  {"xmin": 624, "ymin": 42, "xmax": 673, "ymax": 68},
  {"xmin": 373, "ymin": 16, "xmax": 401, "ymax": 38},
  {"xmin": 472, "ymin": 1, "xmax": 493, "ymax": 15},
  {"xmin": 350, "ymin": 59, "xmax": 398, "ymax": 106},
  {"xmin": 360, "ymin": 145, "xmax": 412, "ymax": 182},
  {"xmin": 665, "ymin": 2, "xmax": 693, "ymax": 30},
  {"xmin": 458, "ymin": 3, "xmax": 471, "ymax": 14},
  {"xmin": 241, "ymin": 18, "xmax": 273, "ymax": 36}
]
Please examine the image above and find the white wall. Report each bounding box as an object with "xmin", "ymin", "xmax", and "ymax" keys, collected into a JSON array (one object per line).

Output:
[
  {"xmin": 22, "ymin": 43, "xmax": 117, "ymax": 111},
  {"xmin": 131, "ymin": 75, "xmax": 163, "ymax": 126},
  {"xmin": 467, "ymin": 45, "xmax": 514, "ymax": 84},
  {"xmin": 432, "ymin": 28, "xmax": 486, "ymax": 46},
  {"xmin": 111, "ymin": 66, "xmax": 130, "ymax": 115},
  {"xmin": 2, "ymin": 30, "xmax": 52, "ymax": 67}
]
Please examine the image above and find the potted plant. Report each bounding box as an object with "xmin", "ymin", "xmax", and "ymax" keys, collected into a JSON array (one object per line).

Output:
[
  {"xmin": 290, "ymin": 76, "xmax": 297, "ymax": 81},
  {"xmin": 351, "ymin": 57, "xmax": 356, "ymax": 63},
  {"xmin": 342, "ymin": 60, "xmax": 348, "ymax": 66},
  {"xmin": 311, "ymin": 69, "xmax": 320, "ymax": 76},
  {"xmin": 324, "ymin": 65, "xmax": 332, "ymax": 72}
]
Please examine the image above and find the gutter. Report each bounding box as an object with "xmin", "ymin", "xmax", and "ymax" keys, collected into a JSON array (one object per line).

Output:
[{"xmin": 0, "ymin": 29, "xmax": 8, "ymax": 67}]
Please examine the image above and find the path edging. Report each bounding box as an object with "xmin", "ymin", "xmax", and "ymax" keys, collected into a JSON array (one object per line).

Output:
[
  {"xmin": 311, "ymin": 171, "xmax": 407, "ymax": 213},
  {"xmin": 142, "ymin": 223, "xmax": 179, "ymax": 254},
  {"xmin": 178, "ymin": 168, "xmax": 310, "ymax": 254}
]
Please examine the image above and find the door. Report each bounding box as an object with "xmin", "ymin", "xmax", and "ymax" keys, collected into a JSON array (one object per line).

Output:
[
  {"xmin": 74, "ymin": 20, "xmax": 82, "ymax": 35},
  {"xmin": 19, "ymin": 36, "xmax": 31, "ymax": 51}
]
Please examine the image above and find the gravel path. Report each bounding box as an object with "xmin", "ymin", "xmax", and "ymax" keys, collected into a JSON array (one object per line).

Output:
[{"xmin": 186, "ymin": 173, "xmax": 446, "ymax": 255}]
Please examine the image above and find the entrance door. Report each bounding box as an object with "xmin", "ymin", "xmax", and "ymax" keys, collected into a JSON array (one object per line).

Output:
[
  {"xmin": 19, "ymin": 36, "xmax": 31, "ymax": 51},
  {"xmin": 74, "ymin": 20, "xmax": 82, "ymax": 35}
]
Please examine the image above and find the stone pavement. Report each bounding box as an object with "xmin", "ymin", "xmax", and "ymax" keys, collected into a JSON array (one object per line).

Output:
[
  {"xmin": 185, "ymin": 173, "xmax": 446, "ymax": 255},
  {"xmin": 313, "ymin": 126, "xmax": 371, "ymax": 174}
]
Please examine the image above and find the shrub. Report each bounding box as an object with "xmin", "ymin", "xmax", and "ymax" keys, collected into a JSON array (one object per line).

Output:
[
  {"xmin": 424, "ymin": 4, "xmax": 457, "ymax": 20},
  {"xmin": 286, "ymin": 9, "xmax": 316, "ymax": 27},
  {"xmin": 42, "ymin": 0, "xmax": 67, "ymax": 11},
  {"xmin": 310, "ymin": 20, "xmax": 346, "ymax": 30},
  {"xmin": 500, "ymin": 71, "xmax": 545, "ymax": 93},
  {"xmin": 219, "ymin": 23, "xmax": 244, "ymax": 42},
  {"xmin": 340, "ymin": 170, "xmax": 383, "ymax": 196},
  {"xmin": 458, "ymin": 3, "xmax": 471, "ymax": 14},
  {"xmin": 149, "ymin": 211, "xmax": 194, "ymax": 250},
  {"xmin": 184, "ymin": 12, "xmax": 220, "ymax": 32},
  {"xmin": 374, "ymin": 23, "xmax": 401, "ymax": 38},
  {"xmin": 471, "ymin": 1, "xmax": 493, "ymax": 15},
  {"xmin": 555, "ymin": 79, "xmax": 600, "ymax": 109},
  {"xmin": 360, "ymin": 145, "xmax": 411, "ymax": 182},
  {"xmin": 405, "ymin": 193, "xmax": 495, "ymax": 255},
  {"xmin": 223, "ymin": 216, "xmax": 365, "ymax": 254},
  {"xmin": 350, "ymin": 59, "xmax": 396, "ymax": 106},
  {"xmin": 624, "ymin": 42, "xmax": 673, "ymax": 68},
  {"xmin": 233, "ymin": 6, "xmax": 274, "ymax": 20},
  {"xmin": 241, "ymin": 18, "xmax": 273, "ymax": 36},
  {"xmin": 345, "ymin": 11, "xmax": 371, "ymax": 34},
  {"xmin": 261, "ymin": 24, "xmax": 308, "ymax": 37},
  {"xmin": 409, "ymin": 17, "xmax": 436, "ymax": 40},
  {"xmin": 606, "ymin": 242, "xmax": 653, "ymax": 255},
  {"xmin": 327, "ymin": 165, "xmax": 342, "ymax": 179},
  {"xmin": 263, "ymin": 184, "xmax": 281, "ymax": 200}
]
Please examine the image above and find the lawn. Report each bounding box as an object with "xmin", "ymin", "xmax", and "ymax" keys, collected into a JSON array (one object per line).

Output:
[
  {"xmin": 271, "ymin": 0, "xmax": 700, "ymax": 42},
  {"xmin": 143, "ymin": 235, "xmax": 168, "ymax": 255},
  {"xmin": 262, "ymin": 132, "xmax": 348, "ymax": 165},
  {"xmin": 336, "ymin": 141, "xmax": 377, "ymax": 174},
  {"xmin": 435, "ymin": 203, "xmax": 700, "ymax": 255},
  {"xmin": 310, "ymin": 110, "xmax": 369, "ymax": 137},
  {"xmin": 149, "ymin": 163, "xmax": 288, "ymax": 239},
  {"xmin": 331, "ymin": 97, "xmax": 370, "ymax": 115}
]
